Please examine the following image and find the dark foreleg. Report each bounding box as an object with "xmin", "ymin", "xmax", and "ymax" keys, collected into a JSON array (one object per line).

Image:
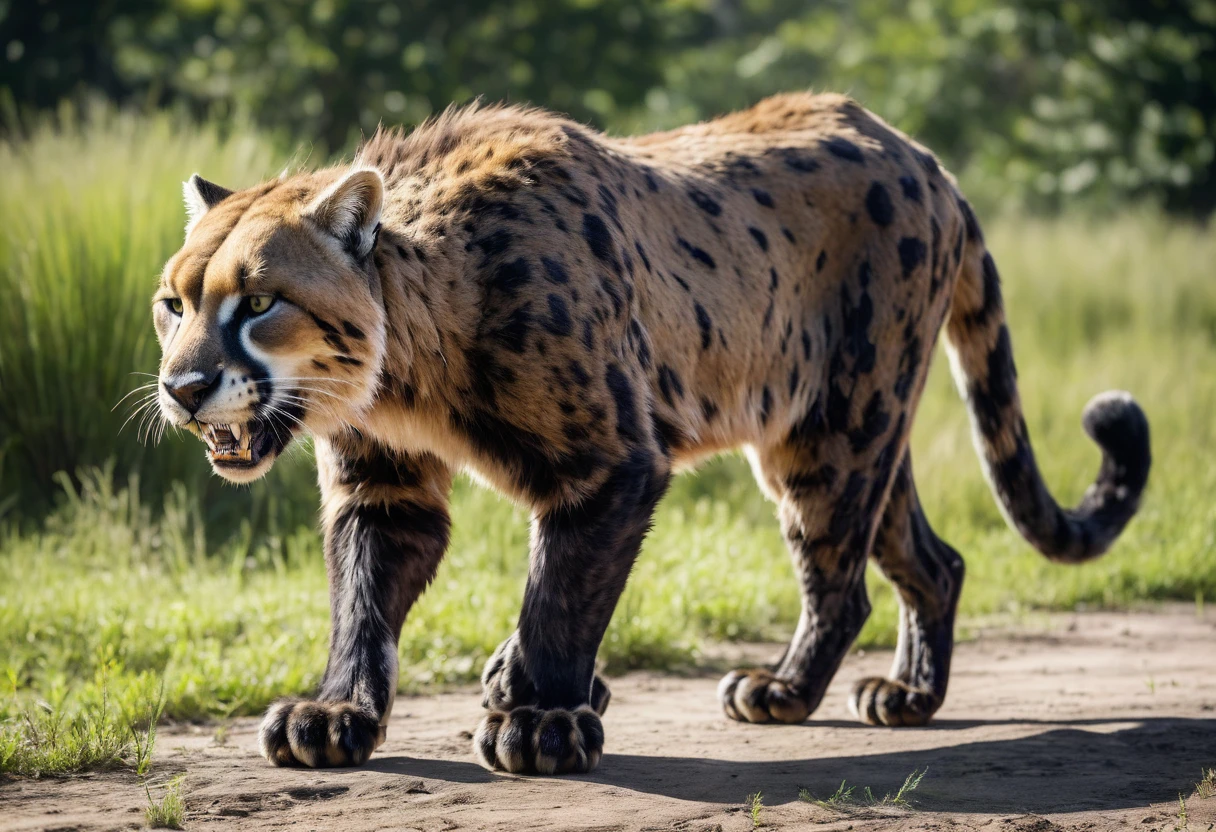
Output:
[{"xmin": 258, "ymin": 437, "xmax": 452, "ymax": 767}]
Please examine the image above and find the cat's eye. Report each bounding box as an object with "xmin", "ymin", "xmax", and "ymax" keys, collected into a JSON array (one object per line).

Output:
[
  {"xmin": 168, "ymin": 298, "xmax": 184, "ymax": 315},
  {"xmin": 248, "ymin": 294, "xmax": 275, "ymax": 315}
]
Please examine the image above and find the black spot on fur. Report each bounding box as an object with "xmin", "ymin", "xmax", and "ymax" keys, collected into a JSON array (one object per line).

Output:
[
  {"xmin": 865, "ymin": 182, "xmax": 894, "ymax": 227},
  {"xmin": 334, "ymin": 355, "xmax": 363, "ymax": 366},
  {"xmin": 842, "ymin": 288, "xmax": 876, "ymax": 375},
  {"xmin": 783, "ymin": 151, "xmax": 821, "ymax": 173},
  {"xmin": 898, "ymin": 237, "xmax": 928, "ymax": 279},
  {"xmin": 752, "ymin": 189, "xmax": 775, "ymax": 208},
  {"xmin": 544, "ymin": 294, "xmax": 572, "ymax": 337},
  {"xmin": 899, "ymin": 175, "xmax": 922, "ymax": 202},
  {"xmin": 677, "ymin": 238, "xmax": 716, "ymax": 270},
  {"xmin": 968, "ymin": 326, "xmax": 1017, "ymax": 440},
  {"xmin": 605, "ymin": 364, "xmax": 640, "ymax": 441},
  {"xmin": 959, "ymin": 198, "xmax": 982, "ymax": 242},
  {"xmin": 700, "ymin": 397, "xmax": 718, "ymax": 422},
  {"xmin": 541, "ymin": 256, "xmax": 570, "ymax": 284},
  {"xmin": 634, "ymin": 242, "xmax": 652, "ymax": 273},
  {"xmin": 849, "ymin": 391, "xmax": 892, "ymax": 453},
  {"xmin": 312, "ymin": 314, "xmax": 340, "ymax": 336},
  {"xmin": 786, "ymin": 464, "xmax": 837, "ymax": 496},
  {"xmin": 748, "ymin": 227, "xmax": 769, "ymax": 251},
  {"xmin": 482, "ymin": 249, "xmax": 531, "ymax": 294},
  {"xmin": 827, "ymin": 472, "xmax": 869, "ymax": 545},
  {"xmin": 657, "ymin": 365, "xmax": 684, "ymax": 406},
  {"xmin": 471, "ymin": 229, "xmax": 513, "ymax": 262},
  {"xmin": 687, "ymin": 188, "xmax": 722, "ymax": 217},
  {"xmin": 583, "ymin": 214, "xmax": 614, "ymax": 261},
  {"xmin": 782, "ymin": 227, "xmax": 795, "ymax": 244},
  {"xmin": 967, "ymin": 253, "xmax": 1003, "ymax": 326},
  {"xmin": 568, "ymin": 359, "xmax": 591, "ymax": 388},
  {"xmin": 816, "ymin": 250, "xmax": 827, "ymax": 271},
  {"xmin": 492, "ymin": 306, "xmax": 533, "ymax": 353},
  {"xmin": 823, "ymin": 137, "xmax": 865, "ymax": 164},
  {"xmin": 342, "ymin": 321, "xmax": 366, "ymax": 340},
  {"xmin": 759, "ymin": 386, "xmax": 773, "ymax": 426},
  {"xmin": 894, "ymin": 336, "xmax": 922, "ymax": 402},
  {"xmin": 694, "ymin": 302, "xmax": 713, "ymax": 350}
]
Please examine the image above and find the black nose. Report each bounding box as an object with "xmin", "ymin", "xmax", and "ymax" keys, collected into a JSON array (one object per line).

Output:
[{"xmin": 163, "ymin": 371, "xmax": 221, "ymax": 414}]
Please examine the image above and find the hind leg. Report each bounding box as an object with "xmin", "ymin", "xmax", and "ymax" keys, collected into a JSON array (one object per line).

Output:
[
  {"xmin": 850, "ymin": 453, "xmax": 964, "ymax": 726},
  {"xmin": 720, "ymin": 416, "xmax": 909, "ymax": 724}
]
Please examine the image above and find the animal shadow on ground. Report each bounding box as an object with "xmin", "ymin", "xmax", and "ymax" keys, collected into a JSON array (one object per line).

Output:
[{"xmin": 367, "ymin": 717, "xmax": 1215, "ymax": 814}]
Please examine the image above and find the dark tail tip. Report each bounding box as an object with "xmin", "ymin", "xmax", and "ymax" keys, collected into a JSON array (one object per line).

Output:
[
  {"xmin": 1052, "ymin": 390, "xmax": 1151, "ymax": 562},
  {"xmin": 1081, "ymin": 390, "xmax": 1151, "ymax": 499}
]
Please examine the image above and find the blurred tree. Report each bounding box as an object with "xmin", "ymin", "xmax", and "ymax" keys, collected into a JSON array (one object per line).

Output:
[
  {"xmin": 2, "ymin": 0, "xmax": 1214, "ymax": 211},
  {"xmin": 1014, "ymin": 0, "xmax": 1216, "ymax": 215},
  {"xmin": 1, "ymin": 0, "xmax": 696, "ymax": 152}
]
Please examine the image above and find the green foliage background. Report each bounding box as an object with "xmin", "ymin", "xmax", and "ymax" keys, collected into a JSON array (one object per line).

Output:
[{"xmin": 4, "ymin": 0, "xmax": 1216, "ymax": 214}]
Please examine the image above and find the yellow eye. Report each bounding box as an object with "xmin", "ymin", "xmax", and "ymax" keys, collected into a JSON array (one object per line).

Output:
[
  {"xmin": 169, "ymin": 298, "xmax": 184, "ymax": 314},
  {"xmin": 248, "ymin": 294, "xmax": 275, "ymax": 314}
]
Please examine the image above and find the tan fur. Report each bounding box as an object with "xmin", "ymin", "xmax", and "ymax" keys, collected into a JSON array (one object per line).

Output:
[{"xmin": 156, "ymin": 92, "xmax": 1148, "ymax": 771}]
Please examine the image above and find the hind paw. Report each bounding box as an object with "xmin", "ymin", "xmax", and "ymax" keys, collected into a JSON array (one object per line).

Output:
[
  {"xmin": 258, "ymin": 699, "xmax": 384, "ymax": 767},
  {"xmin": 849, "ymin": 677, "xmax": 942, "ymax": 726},
  {"xmin": 481, "ymin": 633, "xmax": 611, "ymax": 716},
  {"xmin": 718, "ymin": 669, "xmax": 810, "ymax": 724},
  {"xmin": 473, "ymin": 705, "xmax": 604, "ymax": 775}
]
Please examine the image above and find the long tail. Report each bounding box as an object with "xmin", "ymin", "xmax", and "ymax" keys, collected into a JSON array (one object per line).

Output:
[{"xmin": 942, "ymin": 203, "xmax": 1151, "ymax": 563}]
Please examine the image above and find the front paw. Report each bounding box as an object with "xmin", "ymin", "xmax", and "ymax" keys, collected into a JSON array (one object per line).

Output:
[
  {"xmin": 849, "ymin": 677, "xmax": 942, "ymax": 726},
  {"xmin": 481, "ymin": 634, "xmax": 611, "ymax": 716},
  {"xmin": 473, "ymin": 705, "xmax": 604, "ymax": 775},
  {"xmin": 258, "ymin": 699, "xmax": 384, "ymax": 767},
  {"xmin": 718, "ymin": 668, "xmax": 811, "ymax": 724}
]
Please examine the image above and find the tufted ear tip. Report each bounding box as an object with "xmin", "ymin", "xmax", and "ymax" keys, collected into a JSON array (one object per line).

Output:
[
  {"xmin": 306, "ymin": 168, "xmax": 384, "ymax": 260},
  {"xmin": 183, "ymin": 174, "xmax": 233, "ymax": 236}
]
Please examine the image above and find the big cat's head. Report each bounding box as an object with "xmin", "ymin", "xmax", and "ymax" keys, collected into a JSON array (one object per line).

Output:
[{"xmin": 153, "ymin": 169, "xmax": 387, "ymax": 482}]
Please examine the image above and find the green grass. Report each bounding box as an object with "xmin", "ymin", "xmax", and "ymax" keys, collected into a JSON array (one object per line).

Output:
[
  {"xmin": 746, "ymin": 791, "xmax": 764, "ymax": 827},
  {"xmin": 800, "ymin": 767, "xmax": 927, "ymax": 811},
  {"xmin": 144, "ymin": 774, "xmax": 186, "ymax": 829},
  {"xmin": 2, "ymin": 110, "xmax": 1215, "ymax": 774}
]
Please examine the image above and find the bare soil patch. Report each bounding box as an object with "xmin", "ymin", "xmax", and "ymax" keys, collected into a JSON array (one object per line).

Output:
[{"xmin": 5, "ymin": 610, "xmax": 1215, "ymax": 831}]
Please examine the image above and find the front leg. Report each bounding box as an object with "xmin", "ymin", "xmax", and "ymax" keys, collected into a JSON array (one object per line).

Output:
[
  {"xmin": 259, "ymin": 436, "xmax": 452, "ymax": 767},
  {"xmin": 474, "ymin": 449, "xmax": 669, "ymax": 775}
]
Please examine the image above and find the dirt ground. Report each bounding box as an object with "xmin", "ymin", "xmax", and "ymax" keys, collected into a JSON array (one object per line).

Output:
[{"xmin": 5, "ymin": 609, "xmax": 1215, "ymax": 832}]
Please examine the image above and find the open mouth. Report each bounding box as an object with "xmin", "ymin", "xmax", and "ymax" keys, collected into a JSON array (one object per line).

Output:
[{"xmin": 197, "ymin": 419, "xmax": 276, "ymax": 467}]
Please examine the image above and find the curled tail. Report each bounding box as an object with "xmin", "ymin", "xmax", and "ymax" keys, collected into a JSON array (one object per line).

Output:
[{"xmin": 943, "ymin": 203, "xmax": 1150, "ymax": 563}]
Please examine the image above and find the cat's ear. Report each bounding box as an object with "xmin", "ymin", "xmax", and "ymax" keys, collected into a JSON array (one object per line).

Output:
[
  {"xmin": 306, "ymin": 168, "xmax": 384, "ymax": 260},
  {"xmin": 182, "ymin": 174, "xmax": 233, "ymax": 236}
]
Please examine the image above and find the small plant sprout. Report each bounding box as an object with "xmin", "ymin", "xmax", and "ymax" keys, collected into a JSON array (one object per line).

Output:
[
  {"xmin": 1195, "ymin": 767, "xmax": 1215, "ymax": 799},
  {"xmin": 144, "ymin": 774, "xmax": 185, "ymax": 829},
  {"xmin": 746, "ymin": 791, "xmax": 763, "ymax": 828},
  {"xmin": 800, "ymin": 768, "xmax": 927, "ymax": 813}
]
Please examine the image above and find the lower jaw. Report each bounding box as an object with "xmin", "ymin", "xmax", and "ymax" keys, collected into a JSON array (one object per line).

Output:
[{"xmin": 208, "ymin": 451, "xmax": 276, "ymax": 483}]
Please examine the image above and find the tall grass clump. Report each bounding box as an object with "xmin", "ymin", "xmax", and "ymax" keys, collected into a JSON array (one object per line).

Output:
[{"xmin": 0, "ymin": 102, "xmax": 315, "ymax": 524}]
